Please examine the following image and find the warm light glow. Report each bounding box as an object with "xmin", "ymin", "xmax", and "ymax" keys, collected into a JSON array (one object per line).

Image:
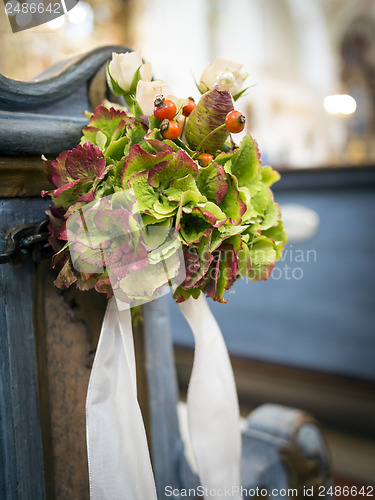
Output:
[
  {"xmin": 47, "ymin": 16, "xmax": 65, "ymax": 29},
  {"xmin": 68, "ymin": 5, "xmax": 87, "ymax": 24},
  {"xmin": 324, "ymin": 94, "xmax": 357, "ymax": 115}
]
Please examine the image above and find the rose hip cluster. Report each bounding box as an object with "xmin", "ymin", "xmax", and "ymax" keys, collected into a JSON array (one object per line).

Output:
[
  {"xmin": 153, "ymin": 95, "xmax": 245, "ymax": 143},
  {"xmin": 152, "ymin": 95, "xmax": 181, "ymax": 140}
]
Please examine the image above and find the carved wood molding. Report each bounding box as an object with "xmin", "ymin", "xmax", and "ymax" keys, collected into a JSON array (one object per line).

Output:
[
  {"xmin": 0, "ymin": 45, "xmax": 130, "ymax": 111},
  {"xmin": 0, "ymin": 45, "xmax": 130, "ymax": 156}
]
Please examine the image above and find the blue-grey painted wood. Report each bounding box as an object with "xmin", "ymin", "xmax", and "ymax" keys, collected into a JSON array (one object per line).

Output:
[
  {"xmin": 0, "ymin": 45, "xmax": 130, "ymax": 156},
  {"xmin": 0, "ymin": 111, "xmax": 86, "ymax": 156},
  {"xmin": 0, "ymin": 198, "xmax": 48, "ymax": 500},
  {"xmin": 0, "ymin": 46, "xmax": 130, "ymax": 112},
  {"xmin": 241, "ymin": 404, "xmax": 332, "ymax": 499}
]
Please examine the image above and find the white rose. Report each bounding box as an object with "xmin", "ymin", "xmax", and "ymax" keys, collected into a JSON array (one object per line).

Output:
[
  {"xmin": 108, "ymin": 51, "xmax": 152, "ymax": 94},
  {"xmin": 199, "ymin": 57, "xmax": 248, "ymax": 96},
  {"xmin": 136, "ymin": 80, "xmax": 175, "ymax": 115}
]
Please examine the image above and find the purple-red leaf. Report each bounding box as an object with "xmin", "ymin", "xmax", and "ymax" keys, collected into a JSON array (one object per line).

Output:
[{"xmin": 65, "ymin": 143, "xmax": 106, "ymax": 180}]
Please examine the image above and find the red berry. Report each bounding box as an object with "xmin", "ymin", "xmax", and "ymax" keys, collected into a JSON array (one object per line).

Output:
[
  {"xmin": 182, "ymin": 97, "xmax": 196, "ymax": 117},
  {"xmin": 153, "ymin": 98, "xmax": 177, "ymax": 121},
  {"xmin": 225, "ymin": 110, "xmax": 246, "ymax": 133},
  {"xmin": 160, "ymin": 119, "xmax": 181, "ymax": 140},
  {"xmin": 197, "ymin": 153, "xmax": 213, "ymax": 167}
]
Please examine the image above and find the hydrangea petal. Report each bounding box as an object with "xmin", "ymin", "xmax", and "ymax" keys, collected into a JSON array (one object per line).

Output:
[
  {"xmin": 121, "ymin": 145, "xmax": 173, "ymax": 186},
  {"xmin": 48, "ymin": 150, "xmax": 72, "ymax": 188},
  {"xmin": 65, "ymin": 143, "xmax": 106, "ymax": 180},
  {"xmin": 83, "ymin": 105, "xmax": 129, "ymax": 139},
  {"xmin": 148, "ymin": 150, "xmax": 198, "ymax": 189},
  {"xmin": 248, "ymin": 239, "xmax": 277, "ymax": 281},
  {"xmin": 196, "ymin": 161, "xmax": 227, "ymax": 203},
  {"xmin": 219, "ymin": 174, "xmax": 246, "ymax": 224}
]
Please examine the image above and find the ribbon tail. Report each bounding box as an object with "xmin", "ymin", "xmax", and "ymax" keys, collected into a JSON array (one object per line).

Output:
[
  {"xmin": 86, "ymin": 298, "xmax": 157, "ymax": 500},
  {"xmin": 178, "ymin": 295, "xmax": 242, "ymax": 500}
]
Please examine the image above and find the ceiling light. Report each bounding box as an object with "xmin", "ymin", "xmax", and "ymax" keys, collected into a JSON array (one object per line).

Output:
[{"xmin": 324, "ymin": 94, "xmax": 357, "ymax": 115}]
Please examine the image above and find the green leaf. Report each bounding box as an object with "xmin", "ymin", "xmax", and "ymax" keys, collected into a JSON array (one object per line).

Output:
[
  {"xmin": 172, "ymin": 137, "xmax": 195, "ymax": 156},
  {"xmin": 248, "ymin": 238, "xmax": 277, "ymax": 281},
  {"xmin": 243, "ymin": 182, "xmax": 272, "ymax": 222},
  {"xmin": 144, "ymin": 128, "xmax": 163, "ymax": 142},
  {"xmin": 179, "ymin": 212, "xmax": 211, "ymax": 244},
  {"xmin": 173, "ymin": 285, "xmax": 201, "ymax": 303},
  {"xmin": 192, "ymin": 71, "xmax": 209, "ymax": 95},
  {"xmin": 236, "ymin": 240, "xmax": 251, "ymax": 276},
  {"xmin": 210, "ymin": 225, "xmax": 247, "ymax": 252},
  {"xmin": 148, "ymin": 115, "xmax": 161, "ymax": 130},
  {"xmin": 214, "ymin": 244, "xmax": 238, "ymax": 301},
  {"xmin": 153, "ymin": 198, "xmax": 178, "ymax": 215},
  {"xmin": 165, "ymin": 174, "xmax": 201, "ymax": 202},
  {"xmin": 148, "ymin": 151, "xmax": 198, "ymax": 190},
  {"xmin": 84, "ymin": 110, "xmax": 93, "ymax": 120},
  {"xmin": 262, "ymin": 220, "xmax": 287, "ymax": 259},
  {"xmin": 52, "ymin": 181, "xmax": 86, "ymax": 209},
  {"xmin": 162, "ymin": 139, "xmax": 181, "ymax": 152},
  {"xmin": 232, "ymin": 84, "xmax": 256, "ymax": 102},
  {"xmin": 261, "ymin": 201, "xmax": 281, "ymax": 230},
  {"xmin": 121, "ymin": 145, "xmax": 174, "ymax": 187},
  {"xmin": 141, "ymin": 214, "xmax": 168, "ymax": 226},
  {"xmin": 80, "ymin": 127, "xmax": 100, "ymax": 146},
  {"xmin": 96, "ymin": 131, "xmax": 107, "ymax": 151},
  {"xmin": 179, "ymin": 190, "xmax": 202, "ymax": 209},
  {"xmin": 128, "ymin": 171, "xmax": 159, "ymax": 214},
  {"xmin": 129, "ymin": 65, "xmax": 143, "ymax": 94},
  {"xmin": 127, "ymin": 122, "xmax": 147, "ymax": 146},
  {"xmin": 105, "ymin": 136, "xmax": 129, "ymax": 161},
  {"xmin": 214, "ymin": 151, "xmax": 234, "ymax": 166},
  {"xmin": 261, "ymin": 165, "xmax": 281, "ymax": 187},
  {"xmin": 143, "ymin": 219, "xmax": 172, "ymax": 250},
  {"xmin": 219, "ymin": 173, "xmax": 246, "ymax": 224},
  {"xmin": 82, "ymin": 105, "xmax": 129, "ymax": 144},
  {"xmin": 196, "ymin": 161, "xmax": 228, "ymax": 203},
  {"xmin": 198, "ymin": 201, "xmax": 226, "ymax": 222},
  {"xmin": 230, "ymin": 134, "xmax": 261, "ymax": 185}
]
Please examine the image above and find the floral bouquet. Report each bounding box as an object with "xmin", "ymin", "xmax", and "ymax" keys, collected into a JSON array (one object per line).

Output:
[
  {"xmin": 41, "ymin": 51, "xmax": 288, "ymax": 500},
  {"xmin": 42, "ymin": 51, "xmax": 286, "ymax": 307}
]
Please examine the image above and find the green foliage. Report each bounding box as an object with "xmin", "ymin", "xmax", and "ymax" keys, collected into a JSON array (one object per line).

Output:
[{"xmin": 43, "ymin": 96, "xmax": 286, "ymax": 304}]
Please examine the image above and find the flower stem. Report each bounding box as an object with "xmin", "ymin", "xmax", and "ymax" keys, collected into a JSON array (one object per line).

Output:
[
  {"xmin": 192, "ymin": 123, "xmax": 226, "ymax": 158},
  {"xmin": 180, "ymin": 116, "xmax": 187, "ymax": 140},
  {"xmin": 124, "ymin": 94, "xmax": 144, "ymax": 118}
]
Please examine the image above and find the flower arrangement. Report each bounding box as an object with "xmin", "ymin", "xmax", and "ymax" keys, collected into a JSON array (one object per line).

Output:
[{"xmin": 42, "ymin": 51, "xmax": 287, "ymax": 304}]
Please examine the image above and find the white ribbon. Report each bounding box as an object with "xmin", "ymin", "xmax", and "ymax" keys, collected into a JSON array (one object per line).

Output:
[
  {"xmin": 87, "ymin": 295, "xmax": 242, "ymax": 499},
  {"xmin": 178, "ymin": 295, "xmax": 242, "ymax": 499},
  {"xmin": 86, "ymin": 298, "xmax": 157, "ymax": 500}
]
